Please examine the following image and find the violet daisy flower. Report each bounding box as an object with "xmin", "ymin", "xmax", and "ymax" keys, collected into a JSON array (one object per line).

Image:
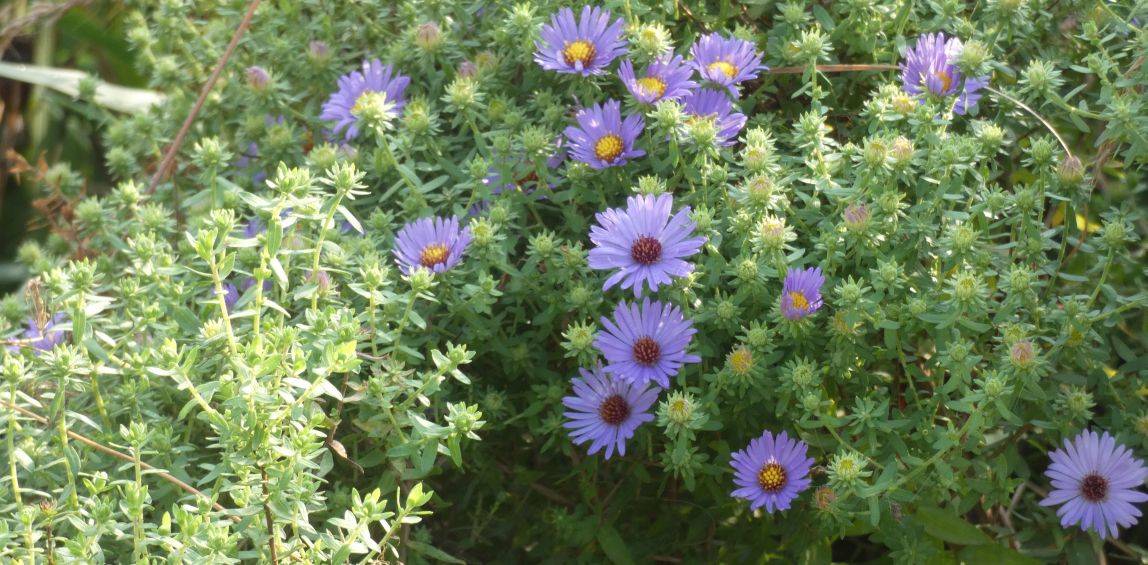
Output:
[
  {"xmin": 681, "ymin": 88, "xmax": 747, "ymax": 146},
  {"xmin": 7, "ymin": 313, "xmax": 67, "ymax": 353},
  {"xmin": 731, "ymin": 430, "xmax": 814, "ymax": 513},
  {"xmin": 562, "ymin": 364, "xmax": 659, "ymax": 459},
  {"xmin": 1040, "ymin": 429, "xmax": 1148, "ymax": 539},
  {"xmin": 588, "ymin": 194, "xmax": 705, "ymax": 296},
  {"xmin": 564, "ymin": 100, "xmax": 645, "ymax": 169},
  {"xmin": 689, "ymin": 33, "xmax": 766, "ymax": 96},
  {"xmin": 393, "ymin": 216, "xmax": 473, "ymax": 275},
  {"xmin": 595, "ymin": 298, "xmax": 701, "ymax": 389},
  {"xmin": 320, "ymin": 59, "xmax": 410, "ymax": 141},
  {"xmin": 900, "ymin": 33, "xmax": 988, "ymax": 115},
  {"xmin": 780, "ymin": 266, "xmax": 825, "ymax": 320},
  {"xmin": 534, "ymin": 6, "xmax": 627, "ymax": 76},
  {"xmin": 618, "ymin": 55, "xmax": 697, "ymax": 104}
]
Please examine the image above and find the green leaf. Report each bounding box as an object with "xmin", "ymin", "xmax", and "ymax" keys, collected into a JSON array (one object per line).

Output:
[
  {"xmin": 915, "ymin": 506, "xmax": 992, "ymax": 546},
  {"xmin": 959, "ymin": 544, "xmax": 1040, "ymax": 565},
  {"xmin": 406, "ymin": 540, "xmax": 465, "ymax": 564},
  {"xmin": 0, "ymin": 62, "xmax": 163, "ymax": 113},
  {"xmin": 596, "ymin": 524, "xmax": 635, "ymax": 565}
]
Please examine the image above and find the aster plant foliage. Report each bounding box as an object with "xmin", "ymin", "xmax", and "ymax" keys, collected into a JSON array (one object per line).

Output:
[{"xmin": 3, "ymin": 0, "xmax": 1148, "ymax": 563}]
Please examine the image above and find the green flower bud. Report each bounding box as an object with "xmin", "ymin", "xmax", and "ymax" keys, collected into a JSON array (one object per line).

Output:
[
  {"xmin": 415, "ymin": 22, "xmax": 444, "ymax": 52},
  {"xmin": 1056, "ymin": 155, "xmax": 1084, "ymax": 187}
]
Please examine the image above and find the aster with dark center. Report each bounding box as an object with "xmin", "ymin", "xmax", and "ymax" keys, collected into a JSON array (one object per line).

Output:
[
  {"xmin": 731, "ymin": 430, "xmax": 814, "ymax": 513},
  {"xmin": 900, "ymin": 33, "xmax": 988, "ymax": 115},
  {"xmin": 320, "ymin": 59, "xmax": 410, "ymax": 141},
  {"xmin": 681, "ymin": 88, "xmax": 747, "ymax": 146},
  {"xmin": 618, "ymin": 55, "xmax": 697, "ymax": 104},
  {"xmin": 564, "ymin": 100, "xmax": 645, "ymax": 169},
  {"xmin": 688, "ymin": 33, "xmax": 766, "ymax": 96},
  {"xmin": 562, "ymin": 364, "xmax": 659, "ymax": 459},
  {"xmin": 595, "ymin": 298, "xmax": 701, "ymax": 388},
  {"xmin": 393, "ymin": 216, "xmax": 473, "ymax": 275},
  {"xmin": 780, "ymin": 266, "xmax": 826, "ymax": 320},
  {"xmin": 535, "ymin": 6, "xmax": 627, "ymax": 76},
  {"xmin": 1040, "ymin": 429, "xmax": 1148, "ymax": 539},
  {"xmin": 588, "ymin": 193, "xmax": 705, "ymax": 296}
]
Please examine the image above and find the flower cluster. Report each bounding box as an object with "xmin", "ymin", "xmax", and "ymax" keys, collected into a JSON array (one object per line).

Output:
[{"xmin": 536, "ymin": 7, "xmax": 764, "ymax": 169}]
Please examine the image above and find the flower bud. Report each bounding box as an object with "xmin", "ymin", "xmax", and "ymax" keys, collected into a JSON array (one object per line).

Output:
[
  {"xmin": 415, "ymin": 22, "xmax": 444, "ymax": 52},
  {"xmin": 862, "ymin": 139, "xmax": 887, "ymax": 168},
  {"xmin": 636, "ymin": 175, "xmax": 666, "ymax": 195},
  {"xmin": 843, "ymin": 202, "xmax": 870, "ymax": 232},
  {"xmin": 245, "ymin": 65, "xmax": 271, "ymax": 92},
  {"xmin": 890, "ymin": 136, "xmax": 913, "ymax": 166},
  {"xmin": 1056, "ymin": 155, "xmax": 1084, "ymax": 187},
  {"xmin": 632, "ymin": 23, "xmax": 672, "ymax": 58},
  {"xmin": 308, "ymin": 41, "xmax": 331, "ymax": 63},
  {"xmin": 1008, "ymin": 339, "xmax": 1037, "ymax": 370}
]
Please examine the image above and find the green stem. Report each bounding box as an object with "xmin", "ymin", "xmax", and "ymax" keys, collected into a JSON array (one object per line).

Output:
[
  {"xmin": 1086, "ymin": 250, "xmax": 1115, "ymax": 309},
  {"xmin": 391, "ymin": 291, "xmax": 418, "ymax": 359},
  {"xmin": 209, "ymin": 257, "xmax": 239, "ymax": 357},
  {"xmin": 7, "ymin": 382, "xmax": 21, "ymax": 507},
  {"xmin": 309, "ymin": 193, "xmax": 347, "ymax": 311},
  {"xmin": 54, "ymin": 375, "xmax": 79, "ymax": 510}
]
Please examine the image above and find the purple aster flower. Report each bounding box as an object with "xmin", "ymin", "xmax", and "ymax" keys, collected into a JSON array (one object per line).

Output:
[
  {"xmin": 731, "ymin": 430, "xmax": 814, "ymax": 513},
  {"xmin": 780, "ymin": 267, "xmax": 825, "ymax": 320},
  {"xmin": 534, "ymin": 6, "xmax": 627, "ymax": 76},
  {"xmin": 588, "ymin": 194, "xmax": 705, "ymax": 297},
  {"xmin": 1040, "ymin": 429, "xmax": 1148, "ymax": 539},
  {"xmin": 7, "ymin": 313, "xmax": 67, "ymax": 353},
  {"xmin": 689, "ymin": 33, "xmax": 766, "ymax": 96},
  {"xmin": 216, "ymin": 282, "xmax": 240, "ymax": 313},
  {"xmin": 235, "ymin": 115, "xmax": 286, "ymax": 183},
  {"xmin": 900, "ymin": 33, "xmax": 988, "ymax": 115},
  {"xmin": 393, "ymin": 216, "xmax": 472, "ymax": 275},
  {"xmin": 564, "ymin": 100, "xmax": 645, "ymax": 169},
  {"xmin": 320, "ymin": 59, "xmax": 410, "ymax": 141},
  {"xmin": 595, "ymin": 298, "xmax": 701, "ymax": 389},
  {"xmin": 242, "ymin": 218, "xmax": 266, "ymax": 239},
  {"xmin": 618, "ymin": 55, "xmax": 697, "ymax": 104},
  {"xmin": 681, "ymin": 88, "xmax": 747, "ymax": 146},
  {"xmin": 562, "ymin": 364, "xmax": 658, "ymax": 459}
]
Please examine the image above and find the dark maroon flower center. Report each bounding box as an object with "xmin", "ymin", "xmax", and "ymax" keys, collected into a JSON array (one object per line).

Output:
[
  {"xmin": 598, "ymin": 394, "xmax": 630, "ymax": 425},
  {"xmin": 630, "ymin": 236, "xmax": 663, "ymax": 266},
  {"xmin": 1081, "ymin": 473, "xmax": 1108, "ymax": 502},
  {"xmin": 632, "ymin": 336, "xmax": 661, "ymax": 366}
]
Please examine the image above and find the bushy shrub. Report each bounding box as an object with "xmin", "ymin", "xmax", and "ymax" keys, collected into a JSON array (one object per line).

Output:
[{"xmin": 3, "ymin": 0, "xmax": 1148, "ymax": 562}]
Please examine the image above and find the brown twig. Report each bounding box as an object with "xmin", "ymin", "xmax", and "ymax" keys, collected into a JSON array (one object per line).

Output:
[
  {"xmin": 767, "ymin": 64, "xmax": 901, "ymax": 74},
  {"xmin": 3, "ymin": 400, "xmax": 236, "ymax": 519},
  {"xmin": 145, "ymin": 0, "xmax": 262, "ymax": 195}
]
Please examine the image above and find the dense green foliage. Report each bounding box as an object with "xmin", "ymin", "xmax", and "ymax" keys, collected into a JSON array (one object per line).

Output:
[{"xmin": 3, "ymin": 0, "xmax": 1148, "ymax": 563}]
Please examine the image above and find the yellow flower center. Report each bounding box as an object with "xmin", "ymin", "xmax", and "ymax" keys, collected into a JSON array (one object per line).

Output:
[
  {"xmin": 933, "ymin": 70, "xmax": 953, "ymax": 93},
  {"xmin": 757, "ymin": 462, "xmax": 787, "ymax": 493},
  {"xmin": 594, "ymin": 134, "xmax": 624, "ymax": 163},
  {"xmin": 636, "ymin": 76, "xmax": 668, "ymax": 100},
  {"xmin": 787, "ymin": 291, "xmax": 810, "ymax": 311},
  {"xmin": 352, "ymin": 91, "xmax": 374, "ymax": 115},
  {"xmin": 707, "ymin": 61, "xmax": 738, "ymax": 79},
  {"xmin": 419, "ymin": 243, "xmax": 450, "ymax": 268},
  {"xmin": 729, "ymin": 346, "xmax": 753, "ymax": 376},
  {"xmin": 563, "ymin": 40, "xmax": 596, "ymax": 66}
]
